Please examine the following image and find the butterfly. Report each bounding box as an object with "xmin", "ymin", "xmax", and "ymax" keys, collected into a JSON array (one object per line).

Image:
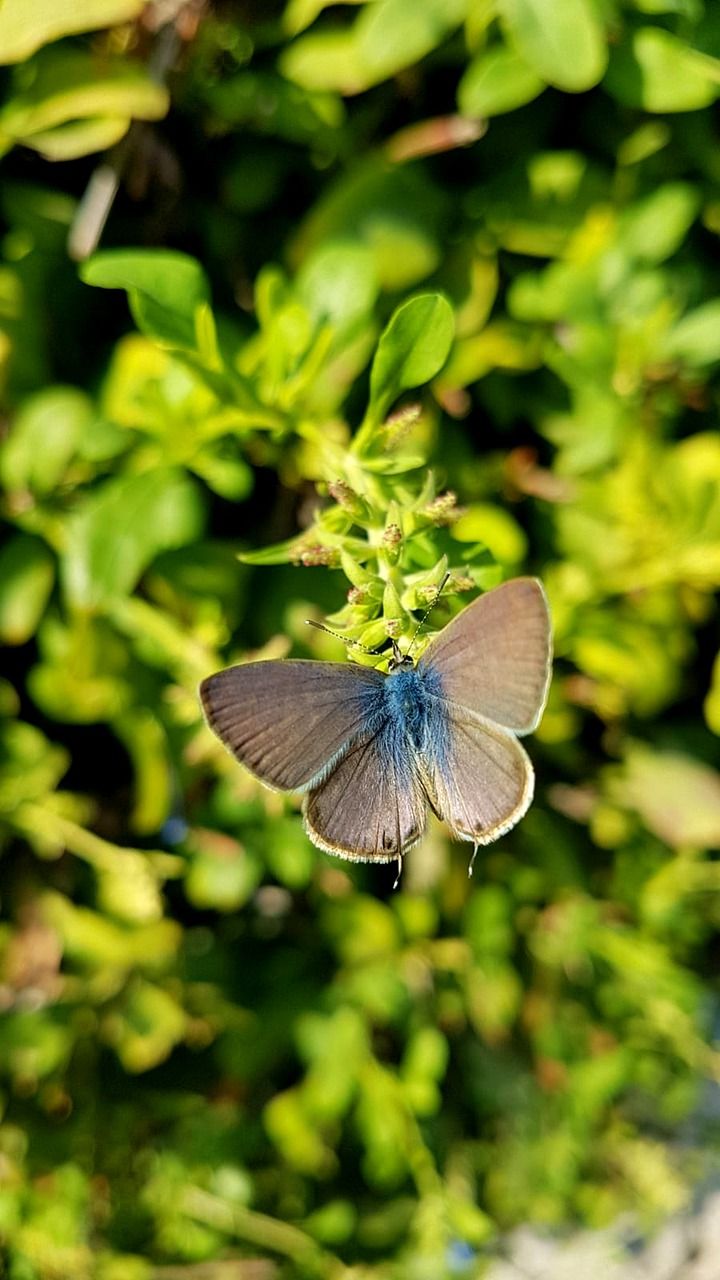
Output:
[{"xmin": 200, "ymin": 577, "xmax": 552, "ymax": 872}]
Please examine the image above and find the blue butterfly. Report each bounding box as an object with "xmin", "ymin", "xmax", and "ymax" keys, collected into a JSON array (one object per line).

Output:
[{"xmin": 200, "ymin": 578, "xmax": 552, "ymax": 869}]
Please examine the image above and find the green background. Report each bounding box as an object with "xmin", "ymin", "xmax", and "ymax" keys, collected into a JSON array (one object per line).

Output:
[{"xmin": 1, "ymin": 1, "xmax": 720, "ymax": 1276}]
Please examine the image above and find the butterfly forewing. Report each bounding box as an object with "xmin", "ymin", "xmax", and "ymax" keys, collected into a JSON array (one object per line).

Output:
[
  {"xmin": 200, "ymin": 660, "xmax": 383, "ymax": 792},
  {"xmin": 425, "ymin": 706, "xmax": 534, "ymax": 844},
  {"xmin": 303, "ymin": 731, "xmax": 427, "ymax": 863},
  {"xmin": 419, "ymin": 577, "xmax": 551, "ymax": 734}
]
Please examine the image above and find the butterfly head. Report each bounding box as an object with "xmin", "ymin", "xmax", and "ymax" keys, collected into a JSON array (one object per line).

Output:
[{"xmin": 387, "ymin": 641, "xmax": 415, "ymax": 673}]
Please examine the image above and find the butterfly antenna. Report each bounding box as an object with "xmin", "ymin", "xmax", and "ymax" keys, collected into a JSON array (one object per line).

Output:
[
  {"xmin": 406, "ymin": 571, "xmax": 451, "ymax": 659},
  {"xmin": 305, "ymin": 619, "xmax": 383, "ymax": 656},
  {"xmin": 306, "ymin": 570, "xmax": 451, "ymax": 660}
]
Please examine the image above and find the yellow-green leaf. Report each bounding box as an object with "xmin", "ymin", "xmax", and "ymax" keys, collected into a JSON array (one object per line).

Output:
[
  {"xmin": 458, "ymin": 43, "xmax": 545, "ymax": 117},
  {"xmin": 0, "ymin": 0, "xmax": 144, "ymax": 64},
  {"xmin": 499, "ymin": 0, "xmax": 607, "ymax": 92},
  {"xmin": 0, "ymin": 49, "xmax": 169, "ymax": 144},
  {"xmin": 605, "ymin": 28, "xmax": 720, "ymax": 113}
]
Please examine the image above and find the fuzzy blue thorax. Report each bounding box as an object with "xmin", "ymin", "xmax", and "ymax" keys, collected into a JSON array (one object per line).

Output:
[
  {"xmin": 356, "ymin": 662, "xmax": 450, "ymax": 782},
  {"xmin": 383, "ymin": 667, "xmax": 439, "ymax": 751}
]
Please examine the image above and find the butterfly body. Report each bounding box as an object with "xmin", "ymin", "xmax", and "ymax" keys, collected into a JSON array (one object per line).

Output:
[
  {"xmin": 369, "ymin": 662, "xmax": 447, "ymax": 758},
  {"xmin": 200, "ymin": 577, "xmax": 552, "ymax": 867},
  {"xmin": 336, "ymin": 662, "xmax": 453, "ymax": 852}
]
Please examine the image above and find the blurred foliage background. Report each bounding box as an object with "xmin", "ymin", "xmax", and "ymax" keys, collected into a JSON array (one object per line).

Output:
[{"xmin": 2, "ymin": 0, "xmax": 720, "ymax": 1277}]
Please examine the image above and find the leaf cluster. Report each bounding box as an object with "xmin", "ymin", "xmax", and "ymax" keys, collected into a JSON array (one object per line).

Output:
[{"xmin": 1, "ymin": 1, "xmax": 720, "ymax": 1278}]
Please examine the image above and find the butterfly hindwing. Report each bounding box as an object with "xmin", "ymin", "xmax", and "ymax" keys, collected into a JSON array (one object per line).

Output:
[
  {"xmin": 200, "ymin": 660, "xmax": 383, "ymax": 792},
  {"xmin": 425, "ymin": 705, "xmax": 534, "ymax": 845},
  {"xmin": 303, "ymin": 727, "xmax": 427, "ymax": 863},
  {"xmin": 419, "ymin": 577, "xmax": 552, "ymax": 734}
]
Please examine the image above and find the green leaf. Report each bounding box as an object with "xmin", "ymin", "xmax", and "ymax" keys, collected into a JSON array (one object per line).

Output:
[
  {"xmin": 80, "ymin": 250, "xmax": 211, "ymax": 349},
  {"xmin": 95, "ymin": 852, "xmax": 166, "ymax": 924},
  {"xmin": 437, "ymin": 320, "xmax": 543, "ymax": 387},
  {"xmin": 45, "ymin": 893, "xmax": 180, "ymax": 972},
  {"xmin": 0, "ymin": 680, "xmax": 20, "ymax": 717},
  {"xmin": 0, "ymin": 1013, "xmax": 72, "ymax": 1081},
  {"xmin": 0, "ymin": 721, "xmax": 68, "ymax": 815},
  {"xmin": 21, "ymin": 115, "xmax": 130, "ymax": 161},
  {"xmin": 499, "ymin": 0, "xmax": 607, "ymax": 92},
  {"xmin": 0, "ymin": 386, "xmax": 94, "ymax": 495},
  {"xmin": 208, "ymin": 68, "xmax": 345, "ymax": 151},
  {"xmin": 0, "ymin": 0, "xmax": 144, "ymax": 64},
  {"xmin": 280, "ymin": 30, "xmax": 367, "ymax": 94},
  {"xmin": 185, "ymin": 831, "xmax": 262, "ymax": 911},
  {"xmin": 458, "ymin": 43, "xmax": 546, "ymax": 117},
  {"xmin": 104, "ymin": 979, "xmax": 187, "ymax": 1072},
  {"xmin": 0, "ymin": 49, "xmax": 169, "ymax": 149},
  {"xmin": 284, "ymin": 0, "xmax": 366, "ymax": 37},
  {"xmin": 29, "ymin": 615, "xmax": 132, "ymax": 722},
  {"xmin": 610, "ymin": 746, "xmax": 720, "ymax": 849},
  {"xmin": 354, "ymin": 0, "xmax": 469, "ymax": 84},
  {"xmin": 705, "ymin": 651, "xmax": 720, "ymax": 735},
  {"xmin": 618, "ymin": 183, "xmax": 700, "ymax": 263},
  {"xmin": 662, "ymin": 300, "xmax": 720, "ymax": 366},
  {"xmin": 365, "ymin": 293, "xmax": 455, "ymax": 426},
  {"xmin": 114, "ymin": 709, "xmax": 173, "ymax": 836},
  {"xmin": 282, "ymin": 0, "xmax": 468, "ymax": 93},
  {"xmin": 294, "ymin": 159, "xmax": 445, "ymax": 290},
  {"xmin": 451, "ymin": 504, "xmax": 527, "ymax": 565},
  {"xmin": 303, "ymin": 1199, "xmax": 356, "ymax": 1246},
  {"xmin": 265, "ymin": 816, "xmax": 316, "ymax": 888},
  {"xmin": 264, "ymin": 1088, "xmax": 335, "ymax": 1176},
  {"xmin": 0, "ymin": 534, "xmax": 55, "ymax": 646},
  {"xmin": 239, "ymin": 529, "xmax": 370, "ymax": 565},
  {"xmin": 62, "ymin": 469, "xmax": 205, "ymax": 609},
  {"xmin": 605, "ymin": 28, "xmax": 720, "ymax": 112},
  {"xmin": 296, "ymin": 242, "xmax": 379, "ymax": 337},
  {"xmin": 191, "ymin": 448, "xmax": 254, "ymax": 501}
]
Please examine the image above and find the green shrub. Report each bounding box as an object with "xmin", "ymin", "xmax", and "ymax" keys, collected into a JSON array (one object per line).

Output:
[{"xmin": 1, "ymin": 2, "xmax": 720, "ymax": 1277}]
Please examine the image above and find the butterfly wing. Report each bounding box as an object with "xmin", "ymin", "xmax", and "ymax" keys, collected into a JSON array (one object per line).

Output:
[
  {"xmin": 424, "ymin": 706, "xmax": 534, "ymax": 845},
  {"xmin": 419, "ymin": 577, "xmax": 551, "ymax": 734},
  {"xmin": 303, "ymin": 729, "xmax": 427, "ymax": 863},
  {"xmin": 200, "ymin": 660, "xmax": 383, "ymax": 792}
]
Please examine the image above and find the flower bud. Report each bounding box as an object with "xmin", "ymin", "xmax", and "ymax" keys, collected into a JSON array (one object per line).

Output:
[
  {"xmin": 424, "ymin": 491, "xmax": 461, "ymax": 525},
  {"xmin": 328, "ymin": 481, "xmax": 368, "ymax": 521},
  {"xmin": 293, "ymin": 543, "xmax": 340, "ymax": 567},
  {"xmin": 382, "ymin": 522, "xmax": 402, "ymax": 564}
]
